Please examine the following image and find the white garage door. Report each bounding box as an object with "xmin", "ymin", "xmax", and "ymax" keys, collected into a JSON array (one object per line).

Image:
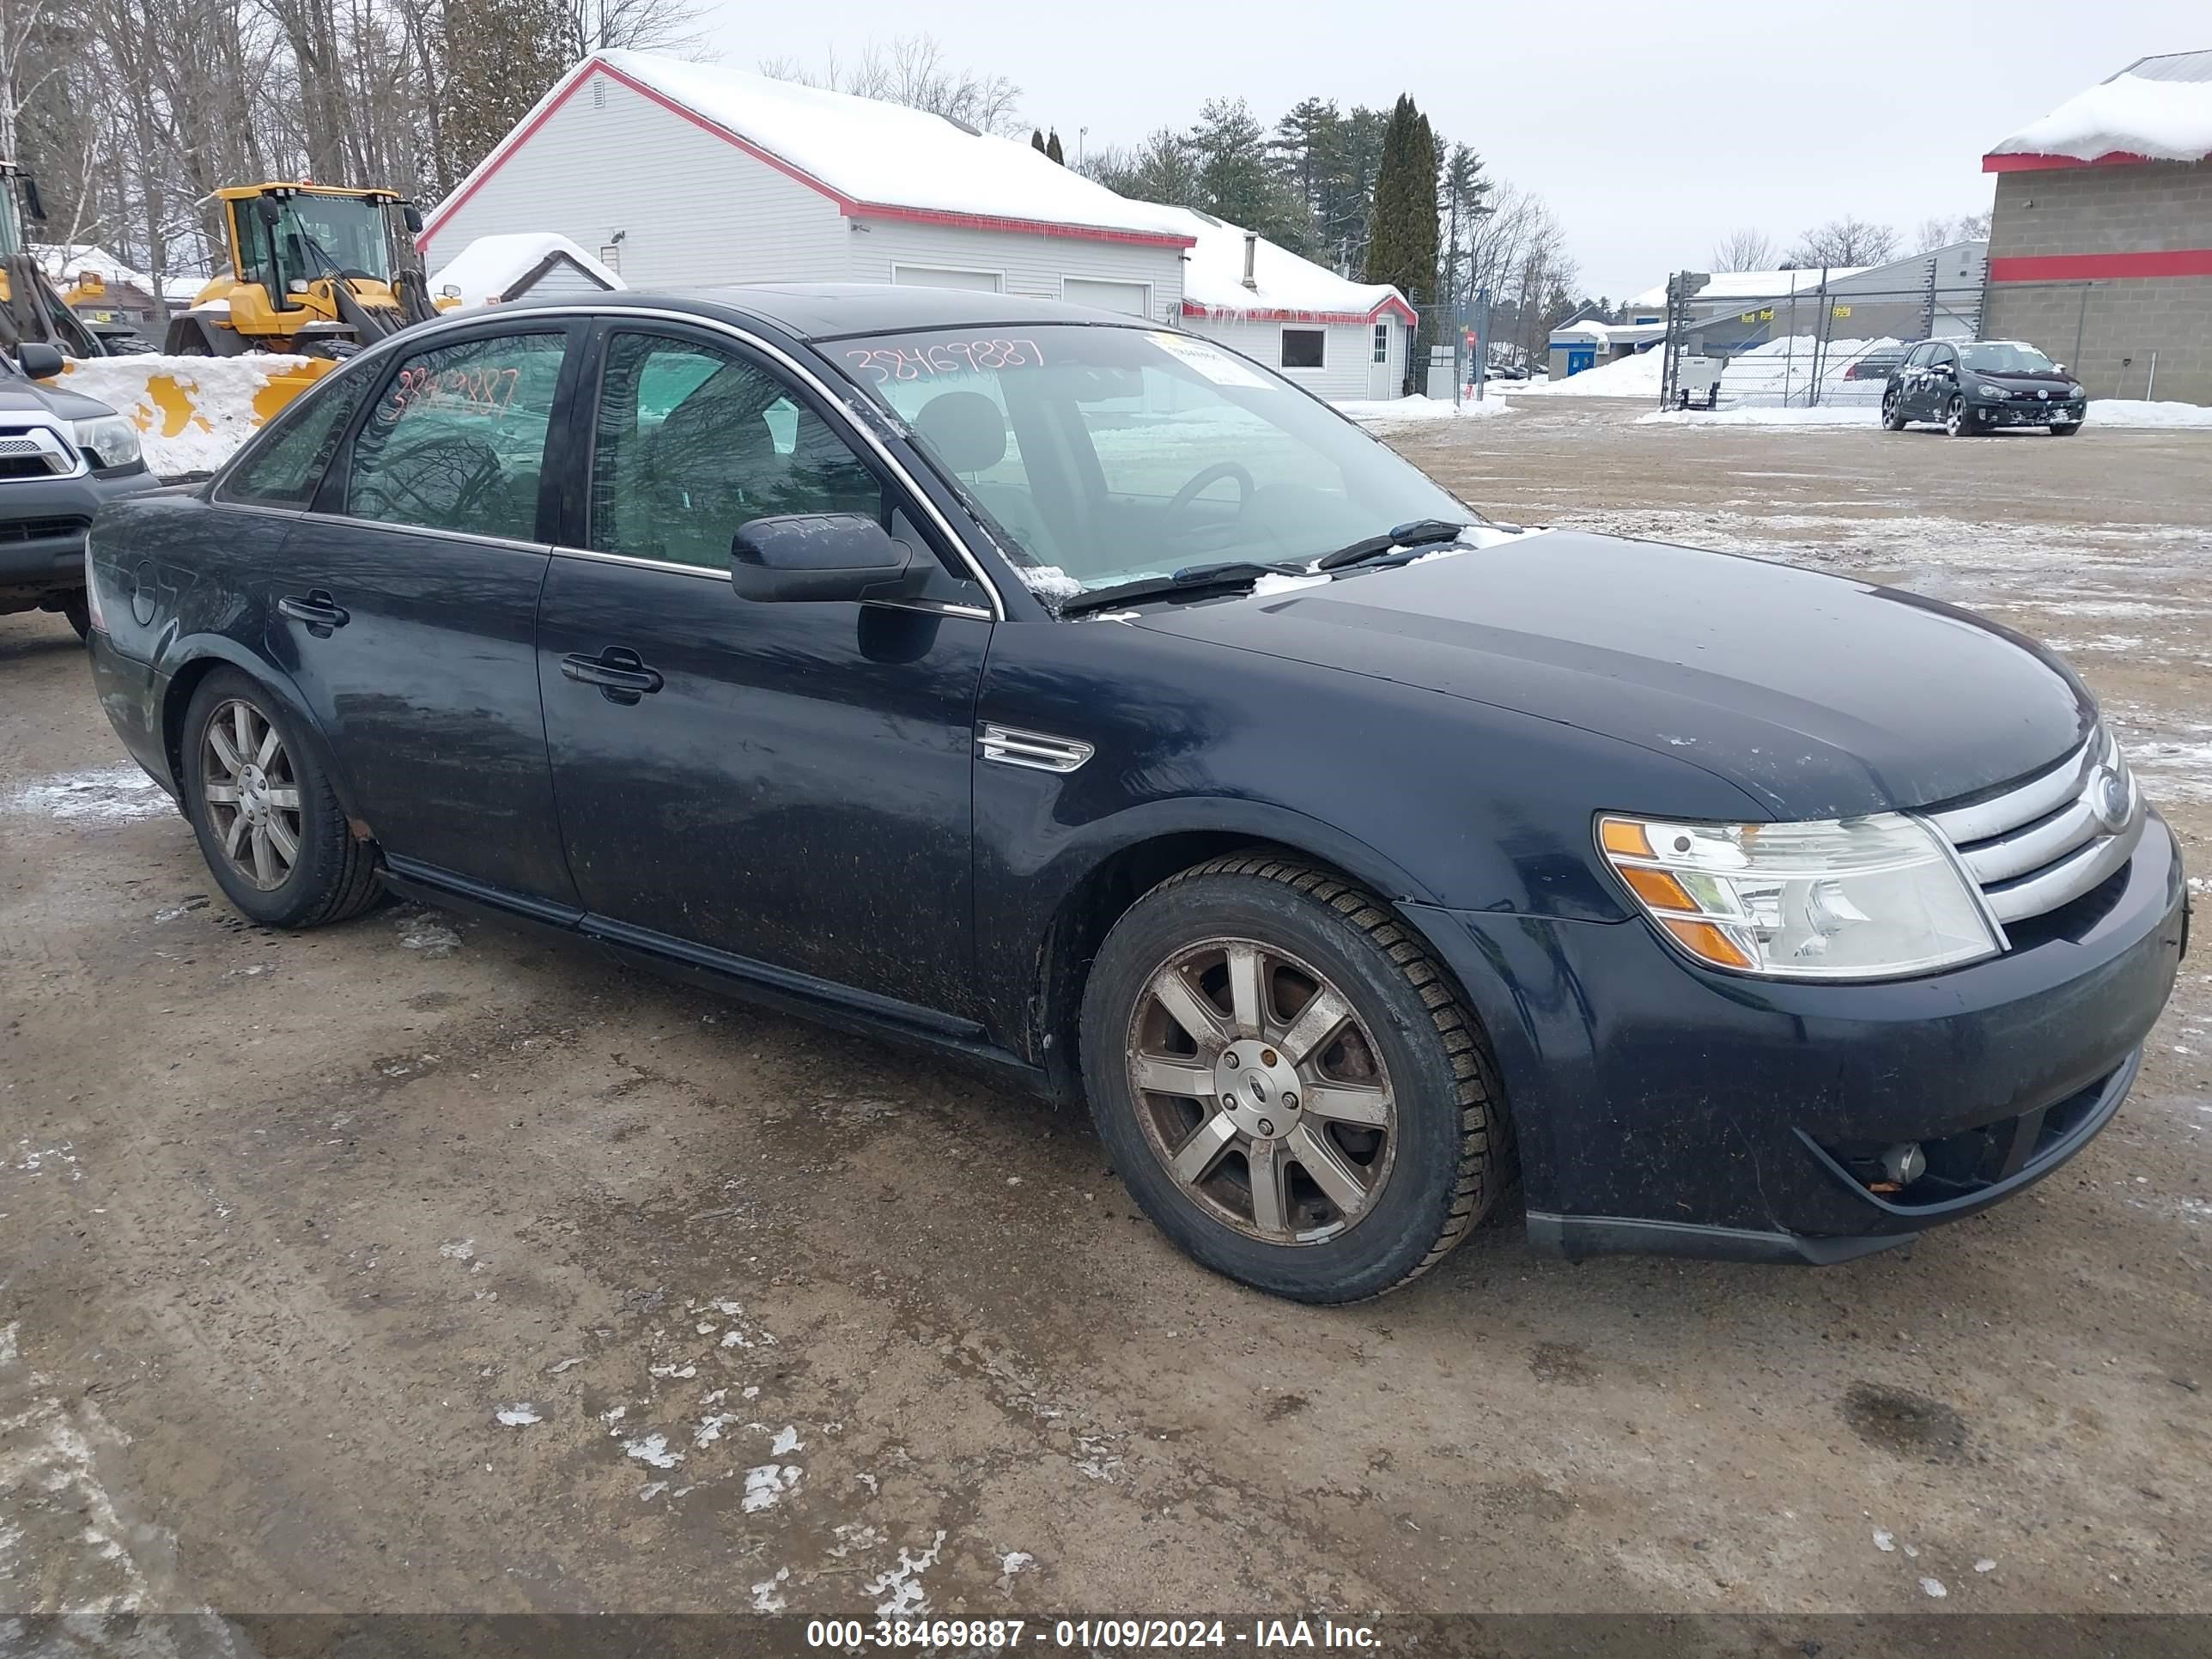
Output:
[
  {"xmin": 1062, "ymin": 278, "xmax": 1151, "ymax": 316},
  {"xmin": 891, "ymin": 264, "xmax": 1003, "ymax": 292}
]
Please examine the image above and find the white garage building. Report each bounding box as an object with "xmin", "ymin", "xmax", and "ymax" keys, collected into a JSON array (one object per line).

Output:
[
  {"xmin": 1162, "ymin": 209, "xmax": 1415, "ymax": 402},
  {"xmin": 418, "ymin": 51, "xmax": 1197, "ymax": 322}
]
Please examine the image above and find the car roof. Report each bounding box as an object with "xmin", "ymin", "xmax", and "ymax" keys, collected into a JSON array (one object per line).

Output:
[{"xmin": 490, "ymin": 283, "xmax": 1154, "ymax": 342}]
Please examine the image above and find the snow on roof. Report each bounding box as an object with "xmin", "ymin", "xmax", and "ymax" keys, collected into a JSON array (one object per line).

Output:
[
  {"xmin": 428, "ymin": 232, "xmax": 624, "ymax": 305},
  {"xmin": 1624, "ymin": 268, "xmax": 1863, "ymax": 312},
  {"xmin": 433, "ymin": 51, "xmax": 1197, "ymax": 247},
  {"xmin": 1160, "ymin": 208, "xmax": 1410, "ymax": 321},
  {"xmin": 35, "ymin": 243, "xmax": 211, "ymax": 305},
  {"xmin": 1988, "ymin": 49, "xmax": 2212, "ymax": 165}
]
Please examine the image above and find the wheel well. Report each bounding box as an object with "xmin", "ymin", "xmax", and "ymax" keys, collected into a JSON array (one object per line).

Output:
[
  {"xmin": 160, "ymin": 657, "xmax": 225, "ymax": 787},
  {"xmin": 1036, "ymin": 833, "xmax": 1351, "ymax": 1097}
]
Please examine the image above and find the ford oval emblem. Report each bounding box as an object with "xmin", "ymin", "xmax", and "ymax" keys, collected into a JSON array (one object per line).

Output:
[{"xmin": 2087, "ymin": 766, "xmax": 2130, "ymax": 833}]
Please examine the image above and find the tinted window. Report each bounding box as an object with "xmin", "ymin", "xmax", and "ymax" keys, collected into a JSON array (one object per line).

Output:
[
  {"xmin": 343, "ymin": 331, "xmax": 566, "ymax": 540},
  {"xmin": 1905, "ymin": 343, "xmax": 1932, "ymax": 368},
  {"xmin": 1281, "ymin": 329, "xmax": 1325, "ymax": 369},
  {"xmin": 590, "ymin": 331, "xmax": 883, "ymax": 569},
  {"xmin": 222, "ymin": 365, "xmax": 373, "ymax": 507}
]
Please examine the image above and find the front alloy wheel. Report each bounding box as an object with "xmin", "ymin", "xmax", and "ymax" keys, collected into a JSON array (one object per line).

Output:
[
  {"xmin": 1944, "ymin": 394, "xmax": 1974, "ymax": 436},
  {"xmin": 200, "ymin": 697, "xmax": 303, "ymax": 890},
  {"xmin": 1127, "ymin": 938, "xmax": 1397, "ymax": 1244},
  {"xmin": 1082, "ymin": 853, "xmax": 1509, "ymax": 1303}
]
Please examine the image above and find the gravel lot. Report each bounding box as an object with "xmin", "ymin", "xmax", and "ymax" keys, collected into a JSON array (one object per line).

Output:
[{"xmin": 3, "ymin": 399, "xmax": 2207, "ymax": 1635}]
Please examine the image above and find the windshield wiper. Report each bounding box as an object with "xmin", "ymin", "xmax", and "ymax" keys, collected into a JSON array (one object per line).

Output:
[
  {"xmin": 1056, "ymin": 560, "xmax": 1309, "ymax": 617},
  {"xmin": 1316, "ymin": 519, "xmax": 1476, "ymax": 571}
]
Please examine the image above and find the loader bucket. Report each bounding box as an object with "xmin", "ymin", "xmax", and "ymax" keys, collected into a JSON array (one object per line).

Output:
[{"xmin": 53, "ymin": 353, "xmax": 328, "ymax": 478}]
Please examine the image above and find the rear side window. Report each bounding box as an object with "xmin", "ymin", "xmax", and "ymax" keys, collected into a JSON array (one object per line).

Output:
[
  {"xmin": 221, "ymin": 367, "xmax": 372, "ymax": 507},
  {"xmin": 343, "ymin": 331, "xmax": 567, "ymax": 541}
]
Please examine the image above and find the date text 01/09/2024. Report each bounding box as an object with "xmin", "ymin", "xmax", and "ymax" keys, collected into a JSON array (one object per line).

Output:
[{"xmin": 803, "ymin": 1618, "xmax": 1382, "ymax": 1650}]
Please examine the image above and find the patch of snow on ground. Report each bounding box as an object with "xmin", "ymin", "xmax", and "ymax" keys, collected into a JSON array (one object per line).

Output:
[
  {"xmin": 743, "ymin": 1462, "xmax": 802, "ymax": 1512},
  {"xmin": 623, "ymin": 1433, "xmax": 681, "ymax": 1469},
  {"xmin": 1510, "ymin": 349, "xmax": 1663, "ymax": 400},
  {"xmin": 1335, "ymin": 393, "xmax": 1513, "ymax": 424},
  {"xmin": 750, "ymin": 1566, "xmax": 791, "ymax": 1612},
  {"xmin": 3, "ymin": 765, "xmax": 169, "ymax": 823},
  {"xmin": 863, "ymin": 1530, "xmax": 947, "ymax": 1620},
  {"xmin": 494, "ymin": 1404, "xmax": 540, "ymax": 1426}
]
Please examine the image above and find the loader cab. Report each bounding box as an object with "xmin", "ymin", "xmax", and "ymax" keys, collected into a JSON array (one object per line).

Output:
[{"xmin": 227, "ymin": 186, "xmax": 398, "ymax": 301}]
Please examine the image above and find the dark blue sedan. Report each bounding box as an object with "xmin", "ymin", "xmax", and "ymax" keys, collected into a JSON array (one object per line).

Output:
[{"xmin": 82, "ymin": 288, "xmax": 2185, "ymax": 1301}]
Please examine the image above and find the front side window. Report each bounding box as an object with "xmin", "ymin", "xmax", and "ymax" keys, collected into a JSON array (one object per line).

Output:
[
  {"xmin": 1281, "ymin": 328, "xmax": 1325, "ymax": 369},
  {"xmin": 589, "ymin": 331, "xmax": 884, "ymax": 569},
  {"xmin": 222, "ymin": 362, "xmax": 374, "ymax": 507},
  {"xmin": 343, "ymin": 331, "xmax": 567, "ymax": 540},
  {"xmin": 836, "ymin": 325, "xmax": 1469, "ymax": 594}
]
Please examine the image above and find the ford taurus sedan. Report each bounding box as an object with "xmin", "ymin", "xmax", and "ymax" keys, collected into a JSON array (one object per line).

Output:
[{"xmin": 83, "ymin": 288, "xmax": 2185, "ymax": 1303}]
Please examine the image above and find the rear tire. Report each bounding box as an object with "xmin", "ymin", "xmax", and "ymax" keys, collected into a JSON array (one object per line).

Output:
[
  {"xmin": 1080, "ymin": 853, "xmax": 1509, "ymax": 1303},
  {"xmin": 1881, "ymin": 390, "xmax": 1907, "ymax": 430},
  {"xmin": 180, "ymin": 668, "xmax": 383, "ymax": 928}
]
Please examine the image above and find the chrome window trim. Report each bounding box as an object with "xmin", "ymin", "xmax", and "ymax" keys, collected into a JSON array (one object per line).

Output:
[
  {"xmin": 300, "ymin": 511, "xmax": 549, "ymax": 555},
  {"xmin": 548, "ymin": 543, "xmax": 991, "ymax": 619}
]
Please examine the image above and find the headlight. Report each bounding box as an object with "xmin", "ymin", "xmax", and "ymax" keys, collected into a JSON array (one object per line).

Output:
[
  {"xmin": 72, "ymin": 415, "xmax": 142, "ymax": 471},
  {"xmin": 1597, "ymin": 812, "xmax": 2000, "ymax": 980},
  {"xmin": 2067, "ymin": 383, "xmax": 2085, "ymax": 399},
  {"xmin": 1976, "ymin": 383, "xmax": 2010, "ymax": 400}
]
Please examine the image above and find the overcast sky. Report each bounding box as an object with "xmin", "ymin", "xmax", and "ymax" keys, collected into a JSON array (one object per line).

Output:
[{"xmin": 702, "ymin": 0, "xmax": 2202, "ymax": 300}]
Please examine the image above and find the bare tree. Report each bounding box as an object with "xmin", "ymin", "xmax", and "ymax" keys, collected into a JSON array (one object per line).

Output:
[
  {"xmin": 1710, "ymin": 227, "xmax": 1776, "ymax": 271},
  {"xmin": 761, "ymin": 33, "xmax": 1022, "ymax": 137},
  {"xmin": 1784, "ymin": 216, "xmax": 1899, "ymax": 268},
  {"xmin": 1911, "ymin": 210, "xmax": 1990, "ymax": 252},
  {"xmin": 562, "ymin": 0, "xmax": 703, "ymax": 58}
]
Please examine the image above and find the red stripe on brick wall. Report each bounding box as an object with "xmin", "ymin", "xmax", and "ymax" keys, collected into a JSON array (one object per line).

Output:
[
  {"xmin": 1982, "ymin": 149, "xmax": 2166, "ymax": 173},
  {"xmin": 1989, "ymin": 250, "xmax": 2212, "ymax": 282}
]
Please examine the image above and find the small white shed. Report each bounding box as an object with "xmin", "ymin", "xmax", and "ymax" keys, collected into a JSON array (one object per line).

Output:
[
  {"xmin": 427, "ymin": 232, "xmax": 625, "ymax": 307},
  {"xmin": 418, "ymin": 52, "xmax": 1196, "ymax": 319},
  {"xmin": 1163, "ymin": 209, "xmax": 1416, "ymax": 401}
]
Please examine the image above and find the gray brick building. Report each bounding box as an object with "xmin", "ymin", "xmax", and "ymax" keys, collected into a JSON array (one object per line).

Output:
[{"xmin": 1981, "ymin": 49, "xmax": 2212, "ymax": 406}]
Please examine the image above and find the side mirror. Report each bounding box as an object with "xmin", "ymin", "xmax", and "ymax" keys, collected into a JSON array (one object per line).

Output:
[
  {"xmin": 20, "ymin": 173, "xmax": 46, "ymax": 222},
  {"xmin": 730, "ymin": 513, "xmax": 913, "ymax": 603},
  {"xmin": 17, "ymin": 342, "xmax": 65, "ymax": 380},
  {"xmin": 254, "ymin": 198, "xmax": 283, "ymax": 227},
  {"xmin": 402, "ymin": 203, "xmax": 425, "ymax": 234}
]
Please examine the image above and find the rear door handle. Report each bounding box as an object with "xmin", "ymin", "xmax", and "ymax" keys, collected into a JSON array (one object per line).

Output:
[
  {"xmin": 277, "ymin": 588, "xmax": 349, "ymax": 636},
  {"xmin": 561, "ymin": 647, "xmax": 664, "ymax": 705}
]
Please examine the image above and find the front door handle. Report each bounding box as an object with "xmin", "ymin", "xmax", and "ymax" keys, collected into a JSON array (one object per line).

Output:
[
  {"xmin": 276, "ymin": 588, "xmax": 349, "ymax": 636},
  {"xmin": 561, "ymin": 647, "xmax": 664, "ymax": 705}
]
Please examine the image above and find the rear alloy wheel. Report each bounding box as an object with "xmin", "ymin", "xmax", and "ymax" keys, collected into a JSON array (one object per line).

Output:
[
  {"xmin": 1943, "ymin": 394, "xmax": 1975, "ymax": 436},
  {"xmin": 1082, "ymin": 854, "xmax": 1508, "ymax": 1303},
  {"xmin": 1881, "ymin": 389, "xmax": 1907, "ymax": 430},
  {"xmin": 180, "ymin": 668, "xmax": 385, "ymax": 928}
]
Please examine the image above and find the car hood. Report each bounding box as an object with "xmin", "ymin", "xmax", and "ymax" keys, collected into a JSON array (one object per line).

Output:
[
  {"xmin": 1129, "ymin": 530, "xmax": 2092, "ymax": 819},
  {"xmin": 0, "ymin": 380, "xmax": 113, "ymax": 422},
  {"xmin": 1969, "ymin": 369, "xmax": 2075, "ymax": 393}
]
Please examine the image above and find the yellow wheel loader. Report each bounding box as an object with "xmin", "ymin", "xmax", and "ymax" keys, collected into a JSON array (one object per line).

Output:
[
  {"xmin": 166, "ymin": 184, "xmax": 444, "ymax": 363},
  {"xmin": 0, "ymin": 161, "xmax": 111, "ymax": 359}
]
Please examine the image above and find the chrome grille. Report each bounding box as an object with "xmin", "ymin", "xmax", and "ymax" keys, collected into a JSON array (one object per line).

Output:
[
  {"xmin": 0, "ymin": 424, "xmax": 81, "ymax": 478},
  {"xmin": 1924, "ymin": 727, "xmax": 2143, "ymax": 927}
]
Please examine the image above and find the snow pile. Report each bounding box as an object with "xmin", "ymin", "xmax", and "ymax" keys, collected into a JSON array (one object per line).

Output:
[
  {"xmin": 1990, "ymin": 52, "xmax": 2212, "ymax": 164},
  {"xmin": 1511, "ymin": 348, "xmax": 1665, "ymax": 398},
  {"xmin": 1163, "ymin": 207, "xmax": 1407, "ymax": 320},
  {"xmin": 61, "ymin": 354, "xmax": 313, "ymax": 477},
  {"xmin": 428, "ymin": 232, "xmax": 623, "ymax": 306},
  {"xmin": 1718, "ymin": 336, "xmax": 1905, "ymax": 406},
  {"xmin": 439, "ymin": 52, "xmax": 1196, "ymax": 246},
  {"xmin": 2087, "ymin": 398, "xmax": 2212, "ymax": 428},
  {"xmin": 1337, "ymin": 393, "xmax": 1513, "ymax": 423}
]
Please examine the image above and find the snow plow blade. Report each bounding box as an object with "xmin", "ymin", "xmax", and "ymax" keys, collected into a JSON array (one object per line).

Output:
[{"xmin": 50, "ymin": 354, "xmax": 332, "ymax": 478}]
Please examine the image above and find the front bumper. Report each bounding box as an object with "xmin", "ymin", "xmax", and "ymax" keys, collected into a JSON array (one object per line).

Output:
[
  {"xmin": 0, "ymin": 466, "xmax": 161, "ymax": 608},
  {"xmin": 1978, "ymin": 398, "xmax": 2085, "ymax": 427},
  {"xmin": 1407, "ymin": 811, "xmax": 2186, "ymax": 1263}
]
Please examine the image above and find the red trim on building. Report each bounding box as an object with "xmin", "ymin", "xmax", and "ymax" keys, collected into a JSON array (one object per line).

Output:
[
  {"xmin": 1182, "ymin": 298, "xmax": 1417, "ymax": 326},
  {"xmin": 1981, "ymin": 149, "xmax": 2168, "ymax": 173},
  {"xmin": 1989, "ymin": 249, "xmax": 2212, "ymax": 282},
  {"xmin": 422, "ymin": 59, "xmax": 1194, "ymax": 258}
]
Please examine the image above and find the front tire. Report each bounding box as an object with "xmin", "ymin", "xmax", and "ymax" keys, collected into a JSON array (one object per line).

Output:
[
  {"xmin": 2049, "ymin": 421, "xmax": 2081, "ymax": 436},
  {"xmin": 1080, "ymin": 854, "xmax": 1509, "ymax": 1303},
  {"xmin": 180, "ymin": 668, "xmax": 383, "ymax": 927},
  {"xmin": 1943, "ymin": 394, "xmax": 1976, "ymax": 436}
]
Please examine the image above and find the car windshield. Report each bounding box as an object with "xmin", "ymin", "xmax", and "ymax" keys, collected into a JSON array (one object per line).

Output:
[
  {"xmin": 1959, "ymin": 342, "xmax": 2058, "ymax": 375},
  {"xmin": 832, "ymin": 325, "xmax": 1473, "ymax": 592}
]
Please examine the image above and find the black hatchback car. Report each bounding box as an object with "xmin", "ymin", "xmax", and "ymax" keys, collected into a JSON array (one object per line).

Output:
[
  {"xmin": 84, "ymin": 288, "xmax": 2185, "ymax": 1303},
  {"xmin": 1883, "ymin": 338, "xmax": 2087, "ymax": 435}
]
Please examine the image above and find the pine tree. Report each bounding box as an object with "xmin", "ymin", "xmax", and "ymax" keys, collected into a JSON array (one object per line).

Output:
[
  {"xmin": 1437, "ymin": 142, "xmax": 1490, "ymax": 317},
  {"xmin": 441, "ymin": 0, "xmax": 570, "ymax": 183},
  {"xmin": 1364, "ymin": 95, "xmax": 1440, "ymax": 392},
  {"xmin": 1189, "ymin": 97, "xmax": 1312, "ymax": 253},
  {"xmin": 1031, "ymin": 128, "xmax": 1047, "ymax": 153},
  {"xmin": 1045, "ymin": 129, "xmax": 1064, "ymax": 165}
]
